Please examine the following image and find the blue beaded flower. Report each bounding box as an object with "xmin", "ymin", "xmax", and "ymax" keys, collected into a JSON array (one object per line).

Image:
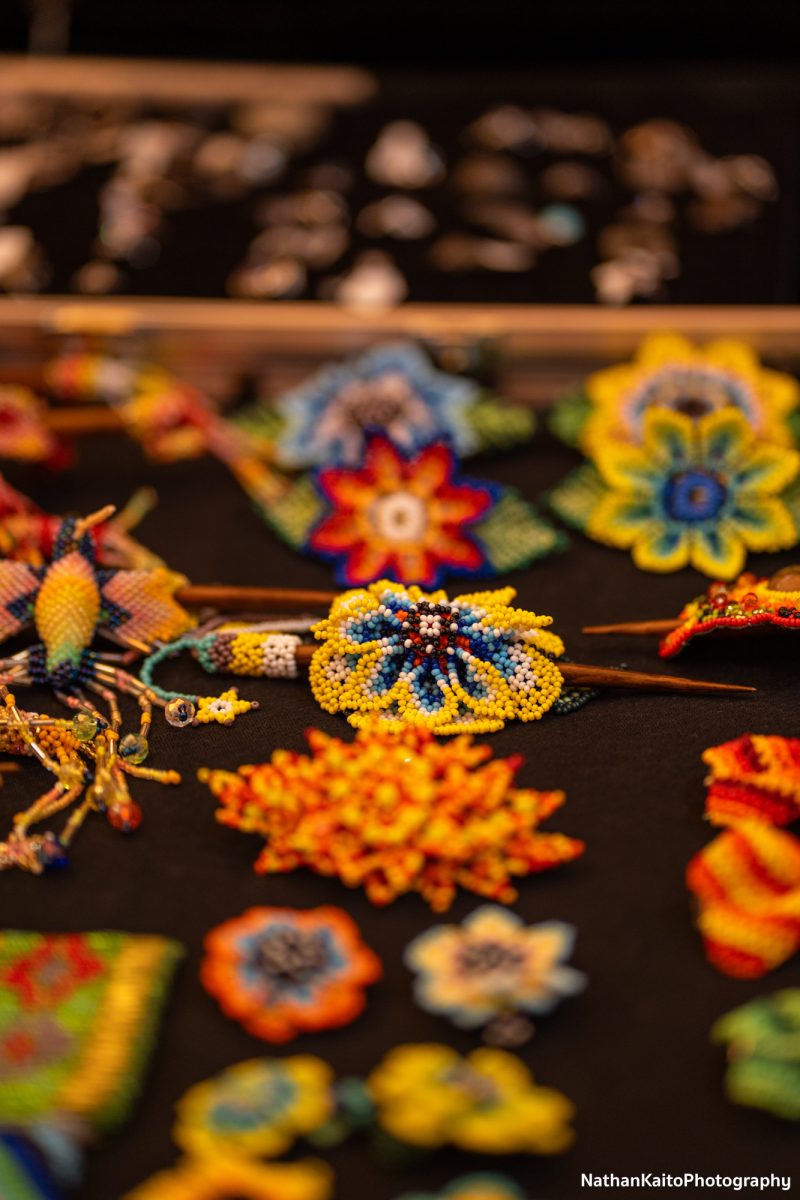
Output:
[
  {"xmin": 309, "ymin": 581, "xmax": 566, "ymax": 734},
  {"xmin": 273, "ymin": 342, "xmax": 482, "ymax": 469}
]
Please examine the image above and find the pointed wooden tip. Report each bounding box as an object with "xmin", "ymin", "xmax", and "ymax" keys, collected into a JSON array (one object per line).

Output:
[
  {"xmin": 582, "ymin": 619, "xmax": 679, "ymax": 636},
  {"xmin": 176, "ymin": 585, "xmax": 339, "ymax": 613},
  {"xmin": 559, "ymin": 661, "xmax": 755, "ymax": 695}
]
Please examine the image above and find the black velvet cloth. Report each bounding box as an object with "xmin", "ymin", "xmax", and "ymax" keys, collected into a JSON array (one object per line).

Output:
[{"xmin": 3, "ymin": 421, "xmax": 799, "ymax": 1199}]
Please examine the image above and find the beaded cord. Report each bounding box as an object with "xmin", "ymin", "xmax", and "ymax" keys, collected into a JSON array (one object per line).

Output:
[
  {"xmin": 309, "ymin": 580, "xmax": 566, "ymax": 734},
  {"xmin": 200, "ymin": 725, "xmax": 584, "ymax": 912}
]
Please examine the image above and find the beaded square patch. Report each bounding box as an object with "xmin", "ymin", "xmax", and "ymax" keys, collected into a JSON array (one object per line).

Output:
[{"xmin": 0, "ymin": 932, "xmax": 182, "ymax": 1133}]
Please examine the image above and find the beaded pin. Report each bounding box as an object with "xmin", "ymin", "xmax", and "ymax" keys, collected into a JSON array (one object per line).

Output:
[{"xmin": 584, "ymin": 564, "xmax": 800, "ymax": 658}]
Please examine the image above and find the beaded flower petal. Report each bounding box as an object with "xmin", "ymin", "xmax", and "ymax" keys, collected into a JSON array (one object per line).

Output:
[
  {"xmin": 124, "ymin": 1155, "xmax": 334, "ymax": 1200},
  {"xmin": 405, "ymin": 906, "xmax": 586, "ymax": 1045},
  {"xmin": 309, "ymin": 581, "xmax": 566, "ymax": 734},
  {"xmin": 711, "ymin": 989, "xmax": 800, "ymax": 1121},
  {"xmin": 575, "ymin": 333, "xmax": 799, "ymax": 453},
  {"xmin": 253, "ymin": 341, "xmax": 529, "ymax": 470},
  {"xmin": 173, "ymin": 1056, "xmax": 335, "ymax": 1160},
  {"xmin": 552, "ymin": 408, "xmax": 800, "ymax": 578},
  {"xmin": 200, "ymin": 906, "xmax": 381, "ymax": 1043},
  {"xmin": 395, "ymin": 1176, "xmax": 526, "ymax": 1200},
  {"xmin": 701, "ymin": 734, "xmax": 800, "ymax": 827},
  {"xmin": 660, "ymin": 568, "xmax": 800, "ymax": 657},
  {"xmin": 201, "ymin": 725, "xmax": 584, "ymax": 912},
  {"xmin": 0, "ymin": 932, "xmax": 182, "ymax": 1133},
  {"xmin": 0, "ymin": 1129, "xmax": 63, "ymax": 1200},
  {"xmin": 366, "ymin": 1043, "xmax": 575, "ymax": 1155},
  {"xmin": 686, "ymin": 821, "xmax": 800, "ymax": 978}
]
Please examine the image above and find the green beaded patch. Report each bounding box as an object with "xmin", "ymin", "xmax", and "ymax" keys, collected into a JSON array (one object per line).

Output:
[
  {"xmin": 547, "ymin": 388, "xmax": 592, "ymax": 449},
  {"xmin": 546, "ymin": 463, "xmax": 606, "ymax": 533},
  {"xmin": 477, "ymin": 489, "xmax": 566, "ymax": 572},
  {"xmin": 466, "ymin": 395, "xmax": 536, "ymax": 452},
  {"xmin": 712, "ymin": 989, "xmax": 800, "ymax": 1120}
]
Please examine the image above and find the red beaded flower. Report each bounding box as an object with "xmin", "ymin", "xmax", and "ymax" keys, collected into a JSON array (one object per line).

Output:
[{"xmin": 200, "ymin": 906, "xmax": 382, "ymax": 1043}]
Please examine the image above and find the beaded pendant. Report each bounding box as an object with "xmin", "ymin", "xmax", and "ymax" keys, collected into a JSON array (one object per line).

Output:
[
  {"xmin": 200, "ymin": 726, "xmax": 584, "ymax": 911},
  {"xmin": 200, "ymin": 906, "xmax": 381, "ymax": 1043}
]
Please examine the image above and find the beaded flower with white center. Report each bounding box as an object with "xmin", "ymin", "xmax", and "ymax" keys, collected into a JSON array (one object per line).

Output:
[{"xmin": 309, "ymin": 581, "xmax": 565, "ymax": 734}]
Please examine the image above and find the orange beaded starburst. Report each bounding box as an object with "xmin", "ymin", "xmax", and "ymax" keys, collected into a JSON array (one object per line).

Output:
[{"xmin": 199, "ymin": 726, "xmax": 584, "ymax": 912}]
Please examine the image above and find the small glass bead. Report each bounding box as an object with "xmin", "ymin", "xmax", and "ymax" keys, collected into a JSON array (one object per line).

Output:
[
  {"xmin": 119, "ymin": 733, "xmax": 149, "ymax": 764},
  {"xmin": 37, "ymin": 832, "xmax": 69, "ymax": 870},
  {"xmin": 71, "ymin": 712, "xmax": 99, "ymax": 742},
  {"xmin": 165, "ymin": 697, "xmax": 196, "ymax": 728},
  {"xmin": 710, "ymin": 592, "xmax": 729, "ymax": 610},
  {"xmin": 57, "ymin": 761, "xmax": 85, "ymax": 790},
  {"xmin": 741, "ymin": 592, "xmax": 759, "ymax": 611},
  {"xmin": 107, "ymin": 800, "xmax": 143, "ymax": 832}
]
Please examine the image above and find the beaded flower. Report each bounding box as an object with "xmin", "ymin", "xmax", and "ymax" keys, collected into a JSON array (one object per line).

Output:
[
  {"xmin": 686, "ymin": 821, "xmax": 800, "ymax": 978},
  {"xmin": 309, "ymin": 581, "xmax": 566, "ymax": 733},
  {"xmin": 659, "ymin": 568, "xmax": 800, "ymax": 658},
  {"xmin": 201, "ymin": 726, "xmax": 584, "ymax": 912},
  {"xmin": 711, "ymin": 989, "xmax": 800, "ymax": 1121},
  {"xmin": 201, "ymin": 906, "xmax": 381, "ymax": 1043},
  {"xmin": 552, "ymin": 408, "xmax": 800, "ymax": 578},
  {"xmin": 701, "ymin": 733, "xmax": 800, "ymax": 827},
  {"xmin": 249, "ymin": 341, "xmax": 532, "ymax": 470},
  {"xmin": 554, "ymin": 333, "xmax": 799, "ymax": 454},
  {"xmin": 125, "ymin": 1156, "xmax": 334, "ymax": 1200},
  {"xmin": 173, "ymin": 1056, "xmax": 334, "ymax": 1160},
  {"xmin": 0, "ymin": 932, "xmax": 182, "ymax": 1133},
  {"xmin": 310, "ymin": 438, "xmax": 496, "ymax": 587},
  {"xmin": 395, "ymin": 1176, "xmax": 526, "ymax": 1200},
  {"xmin": 366, "ymin": 1043, "xmax": 575, "ymax": 1155},
  {"xmin": 405, "ymin": 906, "xmax": 586, "ymax": 1045}
]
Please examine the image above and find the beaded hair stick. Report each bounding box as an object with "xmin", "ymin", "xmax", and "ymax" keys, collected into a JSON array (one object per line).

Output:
[
  {"xmin": 141, "ymin": 580, "xmax": 753, "ymax": 737},
  {"xmin": 583, "ymin": 564, "xmax": 800, "ymax": 659}
]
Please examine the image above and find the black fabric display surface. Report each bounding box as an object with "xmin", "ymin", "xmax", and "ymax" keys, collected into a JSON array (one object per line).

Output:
[{"xmin": 3, "ymin": 427, "xmax": 798, "ymax": 1199}]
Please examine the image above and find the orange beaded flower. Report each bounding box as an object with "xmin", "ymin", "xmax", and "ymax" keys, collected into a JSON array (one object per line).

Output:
[
  {"xmin": 702, "ymin": 734, "xmax": 800, "ymax": 827},
  {"xmin": 200, "ymin": 907, "xmax": 381, "ymax": 1043},
  {"xmin": 199, "ymin": 726, "xmax": 584, "ymax": 912}
]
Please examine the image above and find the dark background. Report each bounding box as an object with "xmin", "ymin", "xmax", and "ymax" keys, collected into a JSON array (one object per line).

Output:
[{"xmin": 1, "ymin": 4, "xmax": 800, "ymax": 1198}]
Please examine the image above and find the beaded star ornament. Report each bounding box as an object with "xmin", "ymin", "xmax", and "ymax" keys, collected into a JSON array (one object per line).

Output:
[
  {"xmin": 201, "ymin": 726, "xmax": 584, "ymax": 911},
  {"xmin": 200, "ymin": 906, "xmax": 381, "ymax": 1043},
  {"xmin": 0, "ymin": 931, "xmax": 182, "ymax": 1193},
  {"xmin": 712, "ymin": 989, "xmax": 800, "ymax": 1121}
]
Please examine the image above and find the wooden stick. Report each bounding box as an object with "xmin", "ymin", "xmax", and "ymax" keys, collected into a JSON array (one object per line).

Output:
[
  {"xmin": 46, "ymin": 407, "xmax": 125, "ymax": 435},
  {"xmin": 177, "ymin": 584, "xmax": 338, "ymax": 613},
  {"xmin": 292, "ymin": 644, "xmax": 753, "ymax": 695},
  {"xmin": 583, "ymin": 619, "xmax": 679, "ymax": 636}
]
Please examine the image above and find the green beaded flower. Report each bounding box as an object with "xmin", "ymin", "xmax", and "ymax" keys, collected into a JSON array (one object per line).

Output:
[{"xmin": 712, "ymin": 989, "xmax": 800, "ymax": 1120}]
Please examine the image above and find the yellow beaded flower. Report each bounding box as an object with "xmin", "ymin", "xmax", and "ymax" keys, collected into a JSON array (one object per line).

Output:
[
  {"xmin": 309, "ymin": 581, "xmax": 565, "ymax": 734},
  {"xmin": 173, "ymin": 1057, "xmax": 335, "ymax": 1160},
  {"xmin": 587, "ymin": 408, "xmax": 800, "ymax": 577},
  {"xmin": 124, "ymin": 1156, "xmax": 333, "ymax": 1200},
  {"xmin": 366, "ymin": 1043, "xmax": 574, "ymax": 1155},
  {"xmin": 581, "ymin": 332, "xmax": 799, "ymax": 453}
]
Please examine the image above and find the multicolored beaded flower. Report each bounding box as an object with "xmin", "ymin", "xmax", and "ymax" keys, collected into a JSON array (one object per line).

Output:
[
  {"xmin": 238, "ymin": 341, "xmax": 533, "ymax": 470},
  {"xmin": 125, "ymin": 1155, "xmax": 334, "ymax": 1200},
  {"xmin": 0, "ymin": 932, "xmax": 182, "ymax": 1133},
  {"xmin": 395, "ymin": 1176, "xmax": 526, "ymax": 1200},
  {"xmin": 201, "ymin": 725, "xmax": 584, "ymax": 912},
  {"xmin": 200, "ymin": 906, "xmax": 381, "ymax": 1043},
  {"xmin": 686, "ymin": 820, "xmax": 800, "ymax": 978},
  {"xmin": 551, "ymin": 333, "xmax": 799, "ymax": 453},
  {"xmin": 173, "ymin": 1056, "xmax": 334, "ymax": 1160},
  {"xmin": 711, "ymin": 989, "xmax": 800, "ymax": 1121},
  {"xmin": 309, "ymin": 580, "xmax": 567, "ymax": 733},
  {"xmin": 550, "ymin": 408, "xmax": 800, "ymax": 577},
  {"xmin": 701, "ymin": 733, "xmax": 800, "ymax": 827},
  {"xmin": 405, "ymin": 906, "xmax": 586, "ymax": 1046},
  {"xmin": 366, "ymin": 1043, "xmax": 575, "ymax": 1155},
  {"xmin": 268, "ymin": 436, "xmax": 562, "ymax": 585},
  {"xmin": 659, "ymin": 568, "xmax": 800, "ymax": 657},
  {"xmin": 307, "ymin": 436, "xmax": 561, "ymax": 587}
]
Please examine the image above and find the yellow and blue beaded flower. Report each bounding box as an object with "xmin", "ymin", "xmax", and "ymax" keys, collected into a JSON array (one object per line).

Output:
[
  {"xmin": 309, "ymin": 581, "xmax": 566, "ymax": 733},
  {"xmin": 551, "ymin": 408, "xmax": 800, "ymax": 578}
]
